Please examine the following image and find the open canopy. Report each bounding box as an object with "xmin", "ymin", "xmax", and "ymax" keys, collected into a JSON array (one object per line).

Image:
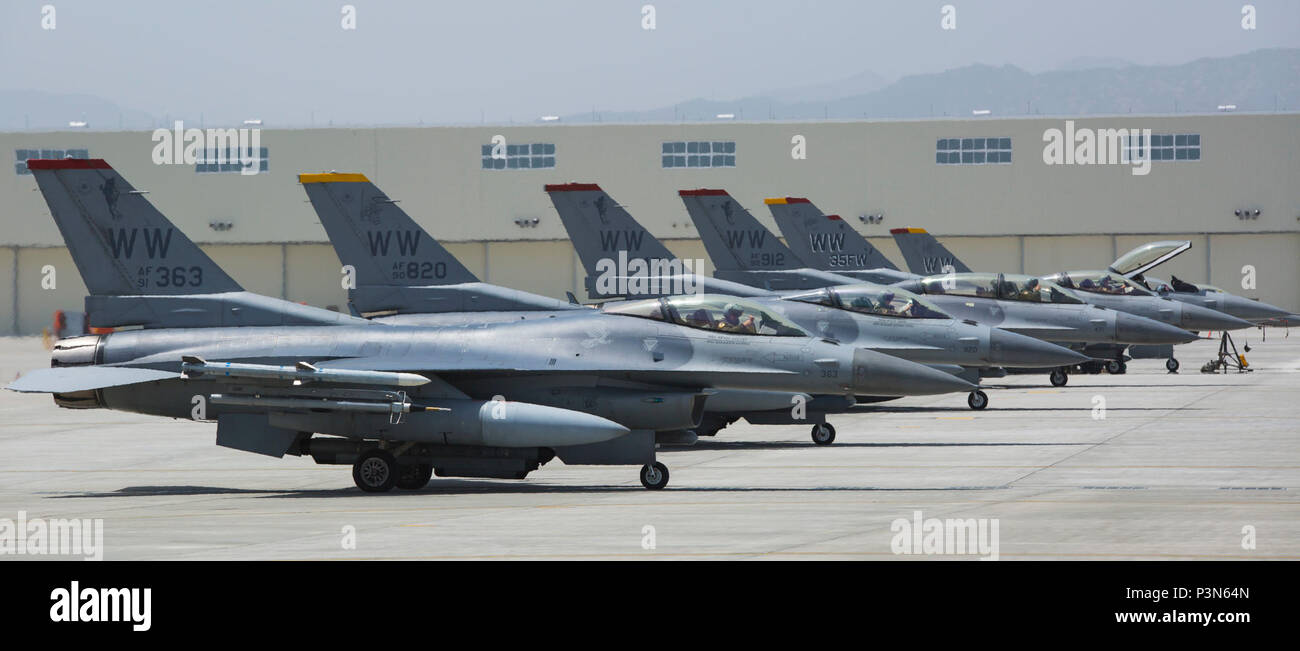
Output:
[
  {"xmin": 1109, "ymin": 240, "xmax": 1192, "ymax": 278},
  {"xmin": 603, "ymin": 295, "xmax": 808, "ymax": 337}
]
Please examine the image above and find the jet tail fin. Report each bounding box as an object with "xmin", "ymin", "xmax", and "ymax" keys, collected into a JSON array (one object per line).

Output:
[
  {"xmin": 303, "ymin": 173, "xmax": 578, "ymax": 314},
  {"xmin": 890, "ymin": 228, "xmax": 972, "ymax": 275},
  {"xmin": 299, "ymin": 173, "xmax": 479, "ymax": 288},
  {"xmin": 29, "ymin": 159, "xmax": 362, "ymax": 328},
  {"xmin": 545, "ymin": 183, "xmax": 677, "ymax": 276},
  {"xmin": 27, "ymin": 159, "xmax": 242, "ymax": 296},
  {"xmin": 766, "ymin": 197, "xmax": 899, "ymax": 271},
  {"xmin": 679, "ymin": 189, "xmax": 802, "ymax": 271}
]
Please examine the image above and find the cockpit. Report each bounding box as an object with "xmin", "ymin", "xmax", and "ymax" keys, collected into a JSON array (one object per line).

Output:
[
  {"xmin": 916, "ymin": 273, "xmax": 1083, "ymax": 304},
  {"xmin": 1046, "ymin": 271, "xmax": 1154, "ymax": 297},
  {"xmin": 602, "ymin": 295, "xmax": 808, "ymax": 336},
  {"xmin": 786, "ymin": 285, "xmax": 951, "ymax": 319},
  {"xmin": 1142, "ymin": 275, "xmax": 1221, "ymax": 295}
]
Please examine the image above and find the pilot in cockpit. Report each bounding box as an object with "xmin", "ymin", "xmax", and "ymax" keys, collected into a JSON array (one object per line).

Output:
[{"xmin": 717, "ymin": 303, "xmax": 757, "ymax": 333}]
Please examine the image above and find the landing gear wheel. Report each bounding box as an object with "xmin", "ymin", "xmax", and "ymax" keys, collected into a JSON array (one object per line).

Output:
[
  {"xmin": 1049, "ymin": 368, "xmax": 1069, "ymax": 387},
  {"xmin": 810, "ymin": 423, "xmax": 837, "ymax": 445},
  {"xmin": 395, "ymin": 463, "xmax": 433, "ymax": 490},
  {"xmin": 639, "ymin": 462, "xmax": 669, "ymax": 490},
  {"xmin": 1105, "ymin": 360, "xmax": 1123, "ymax": 374},
  {"xmin": 353, "ymin": 449, "xmax": 397, "ymax": 493},
  {"xmin": 1166, "ymin": 358, "xmax": 1180, "ymax": 372},
  {"xmin": 967, "ymin": 390, "xmax": 989, "ymax": 410}
]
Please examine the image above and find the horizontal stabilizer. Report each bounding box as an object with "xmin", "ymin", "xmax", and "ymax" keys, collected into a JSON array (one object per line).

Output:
[{"xmin": 7, "ymin": 366, "xmax": 178, "ymax": 393}]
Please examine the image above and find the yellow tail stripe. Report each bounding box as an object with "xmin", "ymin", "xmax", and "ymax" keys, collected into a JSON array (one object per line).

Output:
[{"xmin": 298, "ymin": 173, "xmax": 370, "ymax": 184}]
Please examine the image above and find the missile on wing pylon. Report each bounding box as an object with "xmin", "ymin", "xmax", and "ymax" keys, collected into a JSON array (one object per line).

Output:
[{"xmin": 180, "ymin": 355, "xmax": 430, "ymax": 387}]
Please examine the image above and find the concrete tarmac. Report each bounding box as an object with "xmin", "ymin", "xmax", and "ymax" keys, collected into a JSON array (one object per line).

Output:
[{"xmin": 1, "ymin": 333, "xmax": 1296, "ymax": 560}]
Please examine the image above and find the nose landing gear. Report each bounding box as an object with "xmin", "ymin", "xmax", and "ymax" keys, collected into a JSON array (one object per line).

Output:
[
  {"xmin": 967, "ymin": 390, "xmax": 989, "ymax": 410},
  {"xmin": 639, "ymin": 462, "xmax": 670, "ymax": 490},
  {"xmin": 810, "ymin": 423, "xmax": 837, "ymax": 445}
]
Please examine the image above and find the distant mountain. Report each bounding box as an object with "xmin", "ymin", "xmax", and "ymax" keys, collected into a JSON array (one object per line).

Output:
[
  {"xmin": 0, "ymin": 90, "xmax": 156, "ymax": 131},
  {"xmin": 1054, "ymin": 56, "xmax": 1136, "ymax": 71},
  {"xmin": 570, "ymin": 48, "xmax": 1299, "ymax": 122}
]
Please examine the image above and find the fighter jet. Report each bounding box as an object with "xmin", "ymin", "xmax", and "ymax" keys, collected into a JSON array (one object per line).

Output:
[
  {"xmin": 890, "ymin": 229, "xmax": 1255, "ymax": 373},
  {"xmin": 888, "ymin": 271, "xmax": 1199, "ymax": 384},
  {"xmin": 9, "ymin": 161, "xmax": 974, "ymax": 492},
  {"xmin": 666, "ymin": 190, "xmax": 1195, "ymax": 385},
  {"xmin": 1110, "ymin": 241, "xmax": 1292, "ymax": 325},
  {"xmin": 546, "ymin": 183, "xmax": 1088, "ymax": 411},
  {"xmin": 300, "ymin": 174, "xmax": 979, "ymax": 443}
]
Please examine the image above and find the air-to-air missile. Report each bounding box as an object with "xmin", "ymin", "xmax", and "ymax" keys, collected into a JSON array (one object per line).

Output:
[{"xmin": 8, "ymin": 159, "xmax": 974, "ymax": 495}]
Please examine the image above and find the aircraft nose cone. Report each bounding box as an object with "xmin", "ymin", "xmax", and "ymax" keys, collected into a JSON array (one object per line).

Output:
[
  {"xmin": 1115, "ymin": 312, "xmax": 1198, "ymax": 344},
  {"xmin": 852, "ymin": 348, "xmax": 977, "ymax": 396},
  {"xmin": 1222, "ymin": 294, "xmax": 1291, "ymax": 323},
  {"xmin": 988, "ymin": 328, "xmax": 1090, "ymax": 367},
  {"xmin": 1179, "ymin": 303, "xmax": 1254, "ymax": 331}
]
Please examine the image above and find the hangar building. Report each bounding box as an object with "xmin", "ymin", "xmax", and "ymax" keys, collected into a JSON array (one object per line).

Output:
[{"xmin": 1, "ymin": 111, "xmax": 1296, "ymax": 334}]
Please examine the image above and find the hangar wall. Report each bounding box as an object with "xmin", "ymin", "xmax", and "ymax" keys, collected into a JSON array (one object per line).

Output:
[{"xmin": 1, "ymin": 112, "xmax": 1296, "ymax": 334}]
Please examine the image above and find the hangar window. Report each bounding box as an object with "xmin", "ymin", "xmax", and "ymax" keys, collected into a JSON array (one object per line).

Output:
[
  {"xmin": 1123, "ymin": 133, "xmax": 1199, "ymax": 162},
  {"xmin": 14, "ymin": 148, "xmax": 89, "ymax": 175},
  {"xmin": 481, "ymin": 143, "xmax": 556, "ymax": 170},
  {"xmin": 935, "ymin": 137, "xmax": 1011, "ymax": 165},
  {"xmin": 662, "ymin": 141, "xmax": 736, "ymax": 168},
  {"xmin": 195, "ymin": 147, "xmax": 269, "ymax": 174}
]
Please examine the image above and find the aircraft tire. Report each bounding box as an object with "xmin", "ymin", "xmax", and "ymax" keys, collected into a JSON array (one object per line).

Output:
[
  {"xmin": 967, "ymin": 390, "xmax": 989, "ymax": 410},
  {"xmin": 1166, "ymin": 358, "xmax": 1179, "ymax": 372},
  {"xmin": 640, "ymin": 462, "xmax": 670, "ymax": 490},
  {"xmin": 811, "ymin": 423, "xmax": 837, "ymax": 445},
  {"xmin": 353, "ymin": 449, "xmax": 398, "ymax": 493},
  {"xmin": 1049, "ymin": 368, "xmax": 1069, "ymax": 387},
  {"xmin": 1105, "ymin": 360, "xmax": 1123, "ymax": 374}
]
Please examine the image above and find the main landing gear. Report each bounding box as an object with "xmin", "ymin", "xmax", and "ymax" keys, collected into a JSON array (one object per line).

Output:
[
  {"xmin": 353, "ymin": 449, "xmax": 398, "ymax": 493},
  {"xmin": 352, "ymin": 450, "xmax": 432, "ymax": 492},
  {"xmin": 967, "ymin": 390, "xmax": 989, "ymax": 410},
  {"xmin": 1104, "ymin": 360, "xmax": 1127, "ymax": 374},
  {"xmin": 640, "ymin": 462, "xmax": 670, "ymax": 490},
  {"xmin": 810, "ymin": 423, "xmax": 837, "ymax": 445}
]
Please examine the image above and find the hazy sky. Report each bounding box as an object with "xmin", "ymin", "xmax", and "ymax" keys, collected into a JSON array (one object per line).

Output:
[{"xmin": 2, "ymin": 0, "xmax": 1297, "ymax": 125}]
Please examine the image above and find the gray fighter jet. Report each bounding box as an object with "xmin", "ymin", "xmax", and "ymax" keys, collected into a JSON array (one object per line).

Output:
[
  {"xmin": 300, "ymin": 173, "xmax": 982, "ymax": 442},
  {"xmin": 546, "ymin": 183, "xmax": 1088, "ymax": 411},
  {"xmin": 889, "ymin": 229, "xmax": 1255, "ymax": 373},
  {"xmin": 888, "ymin": 271, "xmax": 1199, "ymax": 386},
  {"xmin": 9, "ymin": 161, "xmax": 974, "ymax": 492},
  {"xmin": 766, "ymin": 196, "xmax": 917, "ymax": 284},
  {"xmin": 669, "ymin": 189, "xmax": 1196, "ymax": 386},
  {"xmin": 1110, "ymin": 241, "xmax": 1292, "ymax": 325}
]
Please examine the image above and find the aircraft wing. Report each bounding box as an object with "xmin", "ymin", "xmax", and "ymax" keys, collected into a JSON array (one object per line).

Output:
[{"xmin": 6, "ymin": 366, "xmax": 179, "ymax": 393}]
